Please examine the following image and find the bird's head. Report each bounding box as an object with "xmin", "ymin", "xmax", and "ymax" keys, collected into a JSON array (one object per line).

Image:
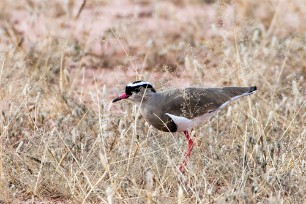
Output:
[{"xmin": 112, "ymin": 81, "xmax": 156, "ymax": 103}]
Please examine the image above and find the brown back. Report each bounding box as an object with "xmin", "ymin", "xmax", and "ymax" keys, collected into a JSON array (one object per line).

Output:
[{"xmin": 140, "ymin": 87, "xmax": 253, "ymax": 132}]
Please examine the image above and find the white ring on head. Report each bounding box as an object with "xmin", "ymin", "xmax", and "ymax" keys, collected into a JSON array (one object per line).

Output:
[{"xmin": 127, "ymin": 81, "xmax": 152, "ymax": 87}]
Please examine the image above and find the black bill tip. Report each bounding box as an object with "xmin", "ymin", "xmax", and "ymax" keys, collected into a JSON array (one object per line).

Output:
[{"xmin": 112, "ymin": 97, "xmax": 121, "ymax": 103}]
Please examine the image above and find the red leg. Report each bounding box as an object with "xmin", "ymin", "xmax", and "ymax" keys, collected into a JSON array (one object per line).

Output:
[{"xmin": 179, "ymin": 130, "xmax": 194, "ymax": 172}]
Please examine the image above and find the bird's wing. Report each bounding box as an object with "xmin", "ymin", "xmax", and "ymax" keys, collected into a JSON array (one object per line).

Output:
[{"xmin": 160, "ymin": 87, "xmax": 256, "ymax": 119}]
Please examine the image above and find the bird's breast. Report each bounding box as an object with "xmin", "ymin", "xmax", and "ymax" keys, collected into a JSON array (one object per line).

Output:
[{"xmin": 140, "ymin": 105, "xmax": 177, "ymax": 132}]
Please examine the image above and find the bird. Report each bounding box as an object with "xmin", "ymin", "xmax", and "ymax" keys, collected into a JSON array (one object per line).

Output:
[{"xmin": 112, "ymin": 81, "xmax": 257, "ymax": 172}]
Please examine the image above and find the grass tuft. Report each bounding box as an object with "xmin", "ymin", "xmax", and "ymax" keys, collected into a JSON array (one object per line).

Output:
[{"xmin": 0, "ymin": 0, "xmax": 305, "ymax": 203}]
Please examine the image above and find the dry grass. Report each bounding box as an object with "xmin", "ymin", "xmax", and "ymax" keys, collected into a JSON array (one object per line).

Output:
[{"xmin": 0, "ymin": 0, "xmax": 305, "ymax": 203}]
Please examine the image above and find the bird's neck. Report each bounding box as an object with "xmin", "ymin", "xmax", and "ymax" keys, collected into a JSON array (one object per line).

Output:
[{"xmin": 130, "ymin": 90, "xmax": 156, "ymax": 105}]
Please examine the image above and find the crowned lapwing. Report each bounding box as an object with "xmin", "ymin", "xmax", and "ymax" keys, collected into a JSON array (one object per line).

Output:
[{"xmin": 113, "ymin": 81, "xmax": 257, "ymax": 172}]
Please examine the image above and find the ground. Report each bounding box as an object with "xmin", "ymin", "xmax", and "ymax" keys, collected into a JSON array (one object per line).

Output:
[{"xmin": 0, "ymin": 0, "xmax": 305, "ymax": 203}]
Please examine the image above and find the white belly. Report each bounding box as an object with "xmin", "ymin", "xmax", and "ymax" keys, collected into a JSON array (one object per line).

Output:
[{"xmin": 165, "ymin": 111, "xmax": 217, "ymax": 132}]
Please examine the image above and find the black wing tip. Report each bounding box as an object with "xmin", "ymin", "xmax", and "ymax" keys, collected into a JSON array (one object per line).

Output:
[{"xmin": 249, "ymin": 86, "xmax": 257, "ymax": 93}]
